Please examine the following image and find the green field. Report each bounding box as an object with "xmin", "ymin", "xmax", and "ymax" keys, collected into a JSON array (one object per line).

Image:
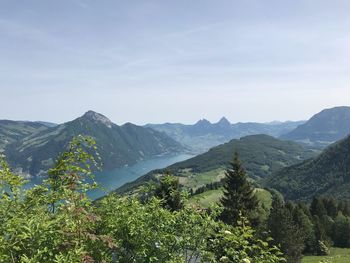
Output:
[
  {"xmin": 178, "ymin": 168, "xmax": 225, "ymax": 190},
  {"xmin": 188, "ymin": 187, "xmax": 272, "ymax": 209},
  {"xmin": 189, "ymin": 188, "xmax": 223, "ymax": 207},
  {"xmin": 302, "ymin": 248, "xmax": 350, "ymax": 263}
]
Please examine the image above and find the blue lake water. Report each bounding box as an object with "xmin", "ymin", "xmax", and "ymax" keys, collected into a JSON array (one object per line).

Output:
[{"xmin": 24, "ymin": 154, "xmax": 194, "ymax": 200}]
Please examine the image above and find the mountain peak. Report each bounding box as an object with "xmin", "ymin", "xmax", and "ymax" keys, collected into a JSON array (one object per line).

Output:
[
  {"xmin": 280, "ymin": 106, "xmax": 350, "ymax": 146},
  {"xmin": 195, "ymin": 118, "xmax": 211, "ymax": 126},
  {"xmin": 217, "ymin": 117, "xmax": 230, "ymax": 125},
  {"xmin": 82, "ymin": 111, "xmax": 113, "ymax": 128}
]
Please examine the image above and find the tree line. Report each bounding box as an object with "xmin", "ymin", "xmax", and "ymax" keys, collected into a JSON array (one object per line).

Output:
[{"xmin": 206, "ymin": 151, "xmax": 350, "ymax": 263}]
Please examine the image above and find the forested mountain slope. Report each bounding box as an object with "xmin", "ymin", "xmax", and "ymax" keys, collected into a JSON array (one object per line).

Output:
[
  {"xmin": 5, "ymin": 111, "xmax": 185, "ymax": 176},
  {"xmin": 0, "ymin": 120, "xmax": 48, "ymax": 152},
  {"xmin": 266, "ymin": 134, "xmax": 350, "ymax": 200},
  {"xmin": 117, "ymin": 134, "xmax": 317, "ymax": 193}
]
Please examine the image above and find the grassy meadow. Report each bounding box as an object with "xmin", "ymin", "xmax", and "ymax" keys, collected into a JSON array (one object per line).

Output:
[{"xmin": 302, "ymin": 248, "xmax": 350, "ymax": 263}]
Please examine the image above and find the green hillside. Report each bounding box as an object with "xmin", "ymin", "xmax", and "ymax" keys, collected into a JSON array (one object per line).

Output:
[
  {"xmin": 117, "ymin": 134, "xmax": 317, "ymax": 193},
  {"xmin": 265, "ymin": 134, "xmax": 350, "ymax": 200},
  {"xmin": 0, "ymin": 120, "xmax": 48, "ymax": 152},
  {"xmin": 5, "ymin": 111, "xmax": 185, "ymax": 176}
]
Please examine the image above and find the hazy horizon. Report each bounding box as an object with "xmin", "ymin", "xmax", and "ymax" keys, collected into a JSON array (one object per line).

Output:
[
  {"xmin": 1, "ymin": 1, "xmax": 350, "ymax": 124},
  {"xmin": 0, "ymin": 106, "xmax": 345, "ymax": 126}
]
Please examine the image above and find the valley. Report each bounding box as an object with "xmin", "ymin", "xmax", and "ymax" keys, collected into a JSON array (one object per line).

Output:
[
  {"xmin": 2, "ymin": 106, "xmax": 350, "ymax": 263},
  {"xmin": 2, "ymin": 2, "xmax": 349, "ymax": 261}
]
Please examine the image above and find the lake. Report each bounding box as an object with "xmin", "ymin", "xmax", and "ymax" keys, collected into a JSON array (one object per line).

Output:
[{"xmin": 24, "ymin": 154, "xmax": 194, "ymax": 200}]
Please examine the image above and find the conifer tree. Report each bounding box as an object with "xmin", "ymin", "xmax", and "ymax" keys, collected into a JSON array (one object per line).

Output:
[
  {"xmin": 324, "ymin": 197, "xmax": 338, "ymax": 218},
  {"xmin": 219, "ymin": 152, "xmax": 258, "ymax": 226},
  {"xmin": 154, "ymin": 173, "xmax": 183, "ymax": 211},
  {"xmin": 268, "ymin": 196, "xmax": 305, "ymax": 263},
  {"xmin": 310, "ymin": 197, "xmax": 327, "ymax": 217},
  {"xmin": 293, "ymin": 204, "xmax": 315, "ymax": 254}
]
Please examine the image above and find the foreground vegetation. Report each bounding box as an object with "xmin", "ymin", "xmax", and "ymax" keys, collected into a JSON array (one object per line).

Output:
[
  {"xmin": 3, "ymin": 135, "xmax": 350, "ymax": 262},
  {"xmin": 0, "ymin": 136, "xmax": 283, "ymax": 262}
]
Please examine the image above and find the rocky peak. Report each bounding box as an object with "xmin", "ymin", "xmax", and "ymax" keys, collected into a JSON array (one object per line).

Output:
[{"xmin": 82, "ymin": 111, "xmax": 113, "ymax": 128}]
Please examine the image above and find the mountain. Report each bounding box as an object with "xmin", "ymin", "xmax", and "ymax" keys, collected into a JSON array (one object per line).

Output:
[
  {"xmin": 35, "ymin": 121, "xmax": 58, "ymax": 128},
  {"xmin": 0, "ymin": 120, "xmax": 48, "ymax": 152},
  {"xmin": 146, "ymin": 118, "xmax": 305, "ymax": 153},
  {"xmin": 265, "ymin": 134, "xmax": 350, "ymax": 201},
  {"xmin": 117, "ymin": 134, "xmax": 317, "ymax": 193},
  {"xmin": 5, "ymin": 111, "xmax": 186, "ymax": 176},
  {"xmin": 280, "ymin": 106, "xmax": 350, "ymax": 147}
]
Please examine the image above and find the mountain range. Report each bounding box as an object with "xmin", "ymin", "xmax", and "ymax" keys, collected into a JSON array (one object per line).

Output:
[
  {"xmin": 4, "ymin": 111, "xmax": 185, "ymax": 177},
  {"xmin": 280, "ymin": 106, "xmax": 350, "ymax": 147},
  {"xmin": 118, "ymin": 106, "xmax": 350, "ymax": 200},
  {"xmin": 147, "ymin": 106, "xmax": 350, "ymax": 152},
  {"xmin": 146, "ymin": 118, "xmax": 305, "ymax": 153},
  {"xmin": 3, "ymin": 105, "xmax": 350, "ymax": 203}
]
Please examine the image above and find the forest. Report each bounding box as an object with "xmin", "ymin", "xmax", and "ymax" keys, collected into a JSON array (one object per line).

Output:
[{"xmin": 1, "ymin": 135, "xmax": 350, "ymax": 263}]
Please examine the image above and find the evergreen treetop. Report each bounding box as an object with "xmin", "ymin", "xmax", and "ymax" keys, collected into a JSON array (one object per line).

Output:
[{"xmin": 219, "ymin": 152, "xmax": 258, "ymax": 226}]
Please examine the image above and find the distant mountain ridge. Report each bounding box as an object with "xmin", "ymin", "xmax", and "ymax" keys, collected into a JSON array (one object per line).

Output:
[
  {"xmin": 146, "ymin": 118, "xmax": 305, "ymax": 153},
  {"xmin": 280, "ymin": 106, "xmax": 350, "ymax": 147},
  {"xmin": 265, "ymin": 134, "xmax": 350, "ymax": 200},
  {"xmin": 4, "ymin": 111, "xmax": 186, "ymax": 177},
  {"xmin": 0, "ymin": 120, "xmax": 48, "ymax": 152},
  {"xmin": 117, "ymin": 134, "xmax": 317, "ymax": 193}
]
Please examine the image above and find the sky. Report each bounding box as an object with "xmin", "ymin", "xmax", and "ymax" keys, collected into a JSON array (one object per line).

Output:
[{"xmin": 1, "ymin": 0, "xmax": 350, "ymax": 125}]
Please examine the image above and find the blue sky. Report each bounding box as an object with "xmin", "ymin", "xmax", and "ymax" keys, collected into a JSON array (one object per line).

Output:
[{"xmin": 1, "ymin": 0, "xmax": 350, "ymax": 124}]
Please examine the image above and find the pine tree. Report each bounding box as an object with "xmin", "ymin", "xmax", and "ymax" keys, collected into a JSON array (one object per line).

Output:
[
  {"xmin": 268, "ymin": 196, "xmax": 305, "ymax": 263},
  {"xmin": 313, "ymin": 216, "xmax": 331, "ymax": 255},
  {"xmin": 293, "ymin": 204, "xmax": 315, "ymax": 254},
  {"xmin": 310, "ymin": 197, "xmax": 327, "ymax": 217},
  {"xmin": 219, "ymin": 152, "xmax": 258, "ymax": 226},
  {"xmin": 324, "ymin": 197, "xmax": 337, "ymax": 218}
]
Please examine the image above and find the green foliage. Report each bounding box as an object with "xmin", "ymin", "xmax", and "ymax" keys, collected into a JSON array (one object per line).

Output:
[
  {"xmin": 220, "ymin": 153, "xmax": 258, "ymax": 226},
  {"xmin": 208, "ymin": 219, "xmax": 285, "ymax": 263},
  {"xmin": 118, "ymin": 134, "xmax": 316, "ymax": 194},
  {"xmin": 266, "ymin": 134, "xmax": 350, "ymax": 200},
  {"xmin": 96, "ymin": 195, "xmax": 284, "ymax": 263},
  {"xmin": 169, "ymin": 135, "xmax": 316, "ymax": 180},
  {"xmin": 96, "ymin": 195, "xmax": 212, "ymax": 262},
  {"xmin": 0, "ymin": 136, "xmax": 284, "ymax": 262},
  {"xmin": 154, "ymin": 174, "xmax": 184, "ymax": 211},
  {"xmin": 266, "ymin": 196, "xmax": 350, "ymax": 261},
  {"xmin": 332, "ymin": 213, "xmax": 350, "ymax": 248},
  {"xmin": 0, "ymin": 136, "xmax": 112, "ymax": 262},
  {"xmin": 267, "ymin": 197, "xmax": 307, "ymax": 263}
]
